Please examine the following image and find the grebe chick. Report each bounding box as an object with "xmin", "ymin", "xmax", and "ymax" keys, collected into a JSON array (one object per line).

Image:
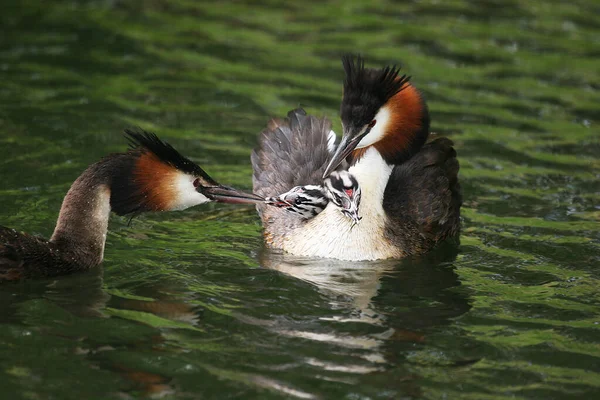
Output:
[
  {"xmin": 324, "ymin": 170, "xmax": 362, "ymax": 225},
  {"xmin": 0, "ymin": 130, "xmax": 263, "ymax": 281},
  {"xmin": 266, "ymin": 170, "xmax": 361, "ymax": 225}
]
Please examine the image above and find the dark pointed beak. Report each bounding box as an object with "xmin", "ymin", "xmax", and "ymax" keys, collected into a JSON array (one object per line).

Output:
[
  {"xmin": 265, "ymin": 196, "xmax": 292, "ymax": 208},
  {"xmin": 341, "ymin": 198, "xmax": 361, "ymax": 226},
  {"xmin": 322, "ymin": 130, "xmax": 364, "ymax": 179},
  {"xmin": 202, "ymin": 185, "xmax": 264, "ymax": 204},
  {"xmin": 344, "ymin": 209, "xmax": 362, "ymax": 227}
]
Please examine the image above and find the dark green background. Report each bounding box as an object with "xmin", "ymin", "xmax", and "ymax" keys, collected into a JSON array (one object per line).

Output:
[{"xmin": 1, "ymin": 1, "xmax": 599, "ymax": 399}]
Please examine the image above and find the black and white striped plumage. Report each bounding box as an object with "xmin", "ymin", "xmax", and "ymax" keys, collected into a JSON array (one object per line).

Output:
[
  {"xmin": 266, "ymin": 185, "xmax": 328, "ymax": 219},
  {"xmin": 324, "ymin": 171, "xmax": 361, "ymax": 225},
  {"xmin": 266, "ymin": 170, "xmax": 361, "ymax": 224}
]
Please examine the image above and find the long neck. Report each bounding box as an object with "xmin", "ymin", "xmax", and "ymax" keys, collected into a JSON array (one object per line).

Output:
[
  {"xmin": 50, "ymin": 158, "xmax": 117, "ymax": 267},
  {"xmin": 348, "ymin": 147, "xmax": 393, "ymax": 220}
]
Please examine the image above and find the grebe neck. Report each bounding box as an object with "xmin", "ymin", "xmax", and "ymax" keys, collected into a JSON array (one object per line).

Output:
[{"xmin": 50, "ymin": 156, "xmax": 124, "ymax": 266}]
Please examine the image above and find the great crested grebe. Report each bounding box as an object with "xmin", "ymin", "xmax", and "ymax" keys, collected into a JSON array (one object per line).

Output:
[
  {"xmin": 252, "ymin": 55, "xmax": 461, "ymax": 261},
  {"xmin": 0, "ymin": 130, "xmax": 263, "ymax": 281}
]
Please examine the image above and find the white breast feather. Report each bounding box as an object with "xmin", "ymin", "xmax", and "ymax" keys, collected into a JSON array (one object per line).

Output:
[{"xmin": 282, "ymin": 148, "xmax": 398, "ymax": 261}]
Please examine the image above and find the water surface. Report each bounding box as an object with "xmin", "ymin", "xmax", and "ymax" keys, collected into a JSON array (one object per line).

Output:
[{"xmin": 0, "ymin": 1, "xmax": 599, "ymax": 399}]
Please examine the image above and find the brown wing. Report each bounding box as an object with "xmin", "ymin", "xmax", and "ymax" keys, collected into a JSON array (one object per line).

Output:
[
  {"xmin": 0, "ymin": 243, "xmax": 24, "ymax": 281},
  {"xmin": 382, "ymin": 137, "xmax": 462, "ymax": 254},
  {"xmin": 0, "ymin": 227, "xmax": 27, "ymax": 280},
  {"xmin": 0, "ymin": 226, "xmax": 81, "ymax": 280}
]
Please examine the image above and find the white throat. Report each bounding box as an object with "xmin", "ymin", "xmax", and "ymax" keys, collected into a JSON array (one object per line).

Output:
[
  {"xmin": 357, "ymin": 105, "xmax": 391, "ymax": 148},
  {"xmin": 348, "ymin": 147, "xmax": 393, "ymax": 204},
  {"xmin": 170, "ymin": 172, "xmax": 210, "ymax": 210},
  {"xmin": 282, "ymin": 147, "xmax": 398, "ymax": 261}
]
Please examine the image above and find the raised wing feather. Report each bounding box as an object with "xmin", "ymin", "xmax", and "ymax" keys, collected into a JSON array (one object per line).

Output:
[
  {"xmin": 251, "ymin": 108, "xmax": 335, "ymax": 198},
  {"xmin": 252, "ymin": 108, "xmax": 342, "ymax": 238}
]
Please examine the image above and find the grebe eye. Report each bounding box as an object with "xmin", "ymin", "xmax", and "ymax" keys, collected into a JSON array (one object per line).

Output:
[
  {"xmin": 193, "ymin": 178, "xmax": 201, "ymax": 188},
  {"xmin": 368, "ymin": 119, "xmax": 376, "ymax": 129}
]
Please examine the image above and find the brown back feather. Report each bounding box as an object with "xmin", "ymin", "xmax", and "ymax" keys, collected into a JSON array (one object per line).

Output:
[
  {"xmin": 0, "ymin": 226, "xmax": 87, "ymax": 280},
  {"xmin": 382, "ymin": 137, "xmax": 462, "ymax": 254}
]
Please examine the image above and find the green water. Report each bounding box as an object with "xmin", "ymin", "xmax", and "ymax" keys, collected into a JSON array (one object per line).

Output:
[{"xmin": 0, "ymin": 0, "xmax": 599, "ymax": 398}]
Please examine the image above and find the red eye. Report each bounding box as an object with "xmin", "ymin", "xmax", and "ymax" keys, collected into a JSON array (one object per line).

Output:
[
  {"xmin": 368, "ymin": 119, "xmax": 377, "ymax": 128},
  {"xmin": 193, "ymin": 178, "xmax": 200, "ymax": 188}
]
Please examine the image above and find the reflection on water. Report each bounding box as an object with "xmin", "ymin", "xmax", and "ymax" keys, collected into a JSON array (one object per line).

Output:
[
  {"xmin": 261, "ymin": 250, "xmax": 398, "ymax": 325},
  {"xmin": 0, "ymin": 241, "xmax": 469, "ymax": 398},
  {"xmin": 0, "ymin": 0, "xmax": 599, "ymax": 398},
  {"xmin": 0, "ymin": 266, "xmax": 109, "ymax": 321},
  {"xmin": 252, "ymin": 244, "xmax": 470, "ymax": 377}
]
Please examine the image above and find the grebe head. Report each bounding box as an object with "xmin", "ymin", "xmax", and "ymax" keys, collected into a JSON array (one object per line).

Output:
[
  {"xmin": 111, "ymin": 130, "xmax": 263, "ymax": 216},
  {"xmin": 266, "ymin": 171, "xmax": 361, "ymax": 224},
  {"xmin": 324, "ymin": 170, "xmax": 361, "ymax": 225},
  {"xmin": 266, "ymin": 185, "xmax": 328, "ymax": 219},
  {"xmin": 323, "ymin": 54, "xmax": 430, "ymax": 177}
]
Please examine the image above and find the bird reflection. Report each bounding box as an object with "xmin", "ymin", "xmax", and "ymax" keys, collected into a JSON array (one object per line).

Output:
[
  {"xmin": 260, "ymin": 249, "xmax": 398, "ymax": 326},
  {"xmin": 0, "ymin": 265, "xmax": 110, "ymax": 321},
  {"xmin": 254, "ymin": 241, "xmax": 469, "ymax": 372}
]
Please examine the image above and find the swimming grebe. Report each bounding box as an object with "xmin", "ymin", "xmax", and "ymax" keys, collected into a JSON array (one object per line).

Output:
[
  {"xmin": 0, "ymin": 130, "xmax": 263, "ymax": 281},
  {"xmin": 252, "ymin": 56, "xmax": 461, "ymax": 261}
]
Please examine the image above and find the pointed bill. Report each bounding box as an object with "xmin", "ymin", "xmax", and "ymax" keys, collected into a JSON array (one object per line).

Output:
[
  {"xmin": 322, "ymin": 132, "xmax": 363, "ymax": 179},
  {"xmin": 202, "ymin": 185, "xmax": 264, "ymax": 205}
]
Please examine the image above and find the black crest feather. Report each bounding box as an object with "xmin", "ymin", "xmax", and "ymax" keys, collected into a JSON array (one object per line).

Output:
[
  {"xmin": 109, "ymin": 129, "xmax": 215, "ymax": 217},
  {"xmin": 340, "ymin": 54, "xmax": 411, "ymax": 128},
  {"xmin": 342, "ymin": 54, "xmax": 410, "ymax": 102},
  {"xmin": 123, "ymin": 129, "xmax": 213, "ymax": 182}
]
